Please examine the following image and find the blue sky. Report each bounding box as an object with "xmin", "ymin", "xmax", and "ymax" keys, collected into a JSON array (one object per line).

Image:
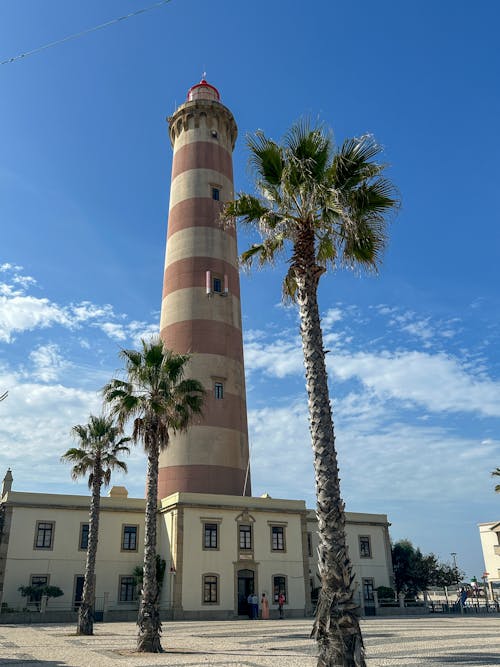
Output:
[{"xmin": 1, "ymin": 0, "xmax": 499, "ymax": 580}]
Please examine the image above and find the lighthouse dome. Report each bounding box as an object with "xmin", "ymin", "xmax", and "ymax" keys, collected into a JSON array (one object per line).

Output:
[{"xmin": 187, "ymin": 78, "xmax": 220, "ymax": 102}]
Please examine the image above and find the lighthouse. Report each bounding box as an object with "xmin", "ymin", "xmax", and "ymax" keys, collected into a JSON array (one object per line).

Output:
[{"xmin": 158, "ymin": 79, "xmax": 251, "ymax": 498}]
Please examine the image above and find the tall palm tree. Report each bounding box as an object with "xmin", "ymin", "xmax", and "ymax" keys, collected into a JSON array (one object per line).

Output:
[
  {"xmin": 61, "ymin": 414, "xmax": 130, "ymax": 636},
  {"xmin": 492, "ymin": 468, "xmax": 500, "ymax": 492},
  {"xmin": 103, "ymin": 337, "xmax": 204, "ymax": 653},
  {"xmin": 223, "ymin": 122, "xmax": 398, "ymax": 667}
]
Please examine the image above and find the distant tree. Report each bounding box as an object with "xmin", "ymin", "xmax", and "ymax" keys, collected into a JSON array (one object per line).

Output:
[
  {"xmin": 392, "ymin": 539, "xmax": 464, "ymax": 596},
  {"xmin": 18, "ymin": 584, "xmax": 63, "ymax": 610},
  {"xmin": 376, "ymin": 586, "xmax": 395, "ymax": 602},
  {"xmin": 492, "ymin": 468, "xmax": 500, "ymax": 493},
  {"xmin": 61, "ymin": 415, "xmax": 130, "ymax": 636},
  {"xmin": 103, "ymin": 338, "xmax": 204, "ymax": 653},
  {"xmin": 432, "ymin": 563, "xmax": 464, "ymax": 588}
]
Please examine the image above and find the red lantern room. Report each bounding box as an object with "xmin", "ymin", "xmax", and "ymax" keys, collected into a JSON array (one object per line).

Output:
[{"xmin": 187, "ymin": 78, "xmax": 221, "ymax": 102}]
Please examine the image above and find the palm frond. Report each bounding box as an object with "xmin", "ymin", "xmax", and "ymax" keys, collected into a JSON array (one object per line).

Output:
[
  {"xmin": 240, "ymin": 235, "xmax": 285, "ymax": 269},
  {"xmin": 285, "ymin": 120, "xmax": 331, "ymax": 185},
  {"xmin": 282, "ymin": 266, "xmax": 298, "ymax": 302},
  {"xmin": 331, "ymin": 135, "xmax": 385, "ymax": 191},
  {"xmin": 222, "ymin": 194, "xmax": 273, "ymax": 227},
  {"xmin": 247, "ymin": 131, "xmax": 283, "ymax": 186}
]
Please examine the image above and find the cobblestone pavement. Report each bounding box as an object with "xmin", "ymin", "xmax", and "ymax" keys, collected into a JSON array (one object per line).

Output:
[{"xmin": 0, "ymin": 616, "xmax": 499, "ymax": 666}]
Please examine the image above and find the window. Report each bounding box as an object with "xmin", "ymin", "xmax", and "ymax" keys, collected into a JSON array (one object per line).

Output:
[
  {"xmin": 307, "ymin": 532, "xmax": 313, "ymax": 558},
  {"xmin": 34, "ymin": 521, "xmax": 54, "ymax": 550},
  {"xmin": 271, "ymin": 525, "xmax": 285, "ymax": 551},
  {"xmin": 79, "ymin": 524, "xmax": 89, "ymax": 550},
  {"xmin": 29, "ymin": 575, "xmax": 48, "ymax": 603},
  {"xmin": 212, "ymin": 187, "xmax": 220, "ymax": 201},
  {"xmin": 363, "ymin": 578, "xmax": 375, "ymax": 602},
  {"xmin": 359, "ymin": 536, "xmax": 372, "ymax": 558},
  {"xmin": 122, "ymin": 525, "xmax": 138, "ymax": 551},
  {"xmin": 273, "ymin": 575, "xmax": 287, "ymax": 603},
  {"xmin": 203, "ymin": 574, "xmax": 218, "ymax": 604},
  {"xmin": 119, "ymin": 576, "xmax": 136, "ymax": 602},
  {"xmin": 214, "ymin": 382, "xmax": 224, "ymax": 400},
  {"xmin": 213, "ymin": 276, "xmax": 222, "ymax": 293},
  {"xmin": 239, "ymin": 524, "xmax": 252, "ymax": 550},
  {"xmin": 204, "ymin": 523, "xmax": 218, "ymax": 549}
]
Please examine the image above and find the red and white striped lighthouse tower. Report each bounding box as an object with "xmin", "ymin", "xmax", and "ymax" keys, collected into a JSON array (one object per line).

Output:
[{"xmin": 158, "ymin": 79, "xmax": 251, "ymax": 498}]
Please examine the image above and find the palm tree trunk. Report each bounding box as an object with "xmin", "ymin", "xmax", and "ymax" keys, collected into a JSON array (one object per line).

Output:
[
  {"xmin": 294, "ymin": 243, "xmax": 365, "ymax": 666},
  {"xmin": 78, "ymin": 458, "xmax": 101, "ymax": 635},
  {"xmin": 137, "ymin": 439, "xmax": 162, "ymax": 652}
]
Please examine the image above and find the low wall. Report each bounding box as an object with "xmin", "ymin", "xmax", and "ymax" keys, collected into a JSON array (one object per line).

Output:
[
  {"xmin": 376, "ymin": 607, "xmax": 430, "ymax": 616},
  {"xmin": 0, "ymin": 610, "xmax": 78, "ymax": 624}
]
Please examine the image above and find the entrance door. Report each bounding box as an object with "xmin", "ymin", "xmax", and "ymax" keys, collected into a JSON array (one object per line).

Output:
[
  {"xmin": 237, "ymin": 569, "xmax": 254, "ymax": 616},
  {"xmin": 74, "ymin": 576, "xmax": 85, "ymax": 611}
]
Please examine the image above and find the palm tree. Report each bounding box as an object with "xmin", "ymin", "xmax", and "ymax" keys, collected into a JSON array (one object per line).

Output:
[
  {"xmin": 222, "ymin": 121, "xmax": 398, "ymax": 667},
  {"xmin": 492, "ymin": 468, "xmax": 500, "ymax": 492},
  {"xmin": 103, "ymin": 337, "xmax": 204, "ymax": 653},
  {"xmin": 61, "ymin": 414, "xmax": 130, "ymax": 636}
]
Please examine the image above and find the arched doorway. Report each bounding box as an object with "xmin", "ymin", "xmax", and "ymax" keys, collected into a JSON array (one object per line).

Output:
[{"xmin": 237, "ymin": 568, "xmax": 254, "ymax": 616}]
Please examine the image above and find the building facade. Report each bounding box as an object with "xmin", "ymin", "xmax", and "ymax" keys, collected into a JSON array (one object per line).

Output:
[
  {"xmin": 478, "ymin": 521, "xmax": 500, "ymax": 599},
  {"xmin": 0, "ymin": 478, "xmax": 393, "ymax": 619}
]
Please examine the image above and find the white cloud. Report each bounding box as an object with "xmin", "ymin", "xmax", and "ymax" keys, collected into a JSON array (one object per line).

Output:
[
  {"xmin": 70, "ymin": 302, "xmax": 116, "ymax": 322},
  {"xmin": 330, "ymin": 349, "xmax": 500, "ymax": 417},
  {"xmin": 0, "ymin": 295, "xmax": 72, "ymax": 342},
  {"xmin": 245, "ymin": 336, "xmax": 303, "ymax": 378},
  {"xmin": 128, "ymin": 321, "xmax": 159, "ymax": 348},
  {"xmin": 96, "ymin": 322, "xmax": 127, "ymax": 341},
  {"xmin": 248, "ymin": 388, "xmax": 500, "ymax": 509},
  {"xmin": 0, "ymin": 263, "xmax": 22, "ymax": 272},
  {"xmin": 29, "ymin": 343, "xmax": 69, "ymax": 382},
  {"xmin": 322, "ymin": 307, "xmax": 343, "ymax": 328}
]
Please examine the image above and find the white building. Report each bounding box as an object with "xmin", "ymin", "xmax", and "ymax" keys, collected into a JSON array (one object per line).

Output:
[
  {"xmin": 0, "ymin": 473, "xmax": 393, "ymax": 620},
  {"xmin": 478, "ymin": 521, "xmax": 500, "ymax": 599}
]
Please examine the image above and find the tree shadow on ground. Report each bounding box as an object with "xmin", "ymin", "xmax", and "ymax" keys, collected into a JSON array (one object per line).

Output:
[
  {"xmin": 428, "ymin": 654, "xmax": 500, "ymax": 665},
  {"xmin": 0, "ymin": 659, "xmax": 67, "ymax": 666}
]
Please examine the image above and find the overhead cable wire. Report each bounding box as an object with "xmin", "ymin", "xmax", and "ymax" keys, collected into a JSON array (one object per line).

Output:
[{"xmin": 1, "ymin": 0, "xmax": 173, "ymax": 66}]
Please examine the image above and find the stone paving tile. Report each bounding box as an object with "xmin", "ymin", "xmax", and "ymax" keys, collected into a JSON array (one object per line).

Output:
[{"xmin": 0, "ymin": 617, "xmax": 499, "ymax": 666}]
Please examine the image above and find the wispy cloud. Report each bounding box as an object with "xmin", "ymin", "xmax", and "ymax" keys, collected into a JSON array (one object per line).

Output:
[{"xmin": 29, "ymin": 343, "xmax": 69, "ymax": 382}]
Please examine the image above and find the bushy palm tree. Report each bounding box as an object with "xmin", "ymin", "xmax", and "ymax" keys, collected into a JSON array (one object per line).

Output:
[
  {"xmin": 103, "ymin": 337, "xmax": 204, "ymax": 653},
  {"xmin": 492, "ymin": 468, "xmax": 500, "ymax": 493},
  {"xmin": 61, "ymin": 415, "xmax": 130, "ymax": 635},
  {"xmin": 223, "ymin": 121, "xmax": 398, "ymax": 667}
]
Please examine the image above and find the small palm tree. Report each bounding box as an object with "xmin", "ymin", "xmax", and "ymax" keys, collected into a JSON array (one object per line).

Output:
[
  {"xmin": 103, "ymin": 337, "xmax": 204, "ymax": 653},
  {"xmin": 62, "ymin": 415, "xmax": 130, "ymax": 635},
  {"xmin": 492, "ymin": 468, "xmax": 500, "ymax": 492},
  {"xmin": 223, "ymin": 121, "xmax": 398, "ymax": 667}
]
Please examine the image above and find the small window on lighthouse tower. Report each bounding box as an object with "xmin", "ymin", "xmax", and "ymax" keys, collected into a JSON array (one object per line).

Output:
[
  {"xmin": 214, "ymin": 382, "xmax": 224, "ymax": 400},
  {"xmin": 213, "ymin": 276, "xmax": 222, "ymax": 293},
  {"xmin": 212, "ymin": 187, "xmax": 220, "ymax": 201}
]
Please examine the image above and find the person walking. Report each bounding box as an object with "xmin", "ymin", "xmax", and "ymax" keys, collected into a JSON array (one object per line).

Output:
[
  {"xmin": 261, "ymin": 593, "xmax": 269, "ymax": 619},
  {"xmin": 278, "ymin": 592, "xmax": 285, "ymax": 619}
]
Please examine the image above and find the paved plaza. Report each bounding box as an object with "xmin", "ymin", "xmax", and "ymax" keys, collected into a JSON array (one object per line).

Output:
[{"xmin": 0, "ymin": 616, "xmax": 500, "ymax": 666}]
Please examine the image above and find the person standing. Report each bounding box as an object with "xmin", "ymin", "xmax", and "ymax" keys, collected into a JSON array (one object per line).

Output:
[
  {"xmin": 251, "ymin": 592, "xmax": 259, "ymax": 619},
  {"xmin": 261, "ymin": 593, "xmax": 269, "ymax": 619},
  {"xmin": 247, "ymin": 592, "xmax": 253, "ymax": 619},
  {"xmin": 278, "ymin": 592, "xmax": 285, "ymax": 619}
]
